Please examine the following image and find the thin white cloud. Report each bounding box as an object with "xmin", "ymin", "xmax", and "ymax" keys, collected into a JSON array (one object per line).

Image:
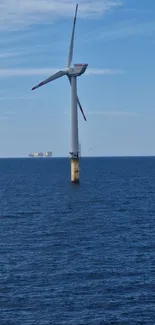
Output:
[
  {"xmin": 0, "ymin": 68, "xmax": 57, "ymax": 77},
  {"xmin": 124, "ymin": 8, "xmax": 152, "ymax": 13},
  {"xmin": 0, "ymin": 95, "xmax": 38, "ymax": 100},
  {"xmin": 87, "ymin": 111, "xmax": 140, "ymax": 117},
  {"xmin": 86, "ymin": 68, "xmax": 124, "ymax": 75},
  {"xmin": 0, "ymin": 51, "xmax": 29, "ymax": 59},
  {"xmin": 0, "ymin": 0, "xmax": 122, "ymax": 30},
  {"xmin": 0, "ymin": 115, "xmax": 9, "ymax": 121},
  {"xmin": 99, "ymin": 21, "xmax": 155, "ymax": 40},
  {"xmin": 64, "ymin": 110, "xmax": 140, "ymax": 117},
  {"xmin": 0, "ymin": 111, "xmax": 15, "ymax": 121},
  {"xmin": 0, "ymin": 111, "xmax": 16, "ymax": 120},
  {"xmin": 0, "ymin": 67, "xmax": 123, "ymax": 78}
]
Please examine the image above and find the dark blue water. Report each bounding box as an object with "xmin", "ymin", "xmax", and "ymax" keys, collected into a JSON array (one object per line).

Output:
[{"xmin": 0, "ymin": 157, "xmax": 154, "ymax": 325}]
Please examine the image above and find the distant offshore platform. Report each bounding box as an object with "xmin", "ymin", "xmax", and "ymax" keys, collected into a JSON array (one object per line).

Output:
[
  {"xmin": 29, "ymin": 151, "xmax": 52, "ymax": 158},
  {"xmin": 29, "ymin": 145, "xmax": 80, "ymax": 158}
]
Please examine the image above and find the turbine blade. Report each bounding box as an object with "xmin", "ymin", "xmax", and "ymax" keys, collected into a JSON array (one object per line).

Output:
[
  {"xmin": 67, "ymin": 4, "xmax": 78, "ymax": 68},
  {"xmin": 31, "ymin": 70, "xmax": 67, "ymax": 91},
  {"xmin": 68, "ymin": 76, "xmax": 87, "ymax": 121},
  {"xmin": 77, "ymin": 96, "xmax": 87, "ymax": 121}
]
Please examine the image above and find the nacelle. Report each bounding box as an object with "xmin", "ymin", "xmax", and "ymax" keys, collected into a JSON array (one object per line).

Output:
[{"xmin": 68, "ymin": 64, "xmax": 88, "ymax": 76}]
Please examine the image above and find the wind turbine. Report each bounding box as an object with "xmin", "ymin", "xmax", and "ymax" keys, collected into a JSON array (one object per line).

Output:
[{"xmin": 31, "ymin": 4, "xmax": 88, "ymax": 183}]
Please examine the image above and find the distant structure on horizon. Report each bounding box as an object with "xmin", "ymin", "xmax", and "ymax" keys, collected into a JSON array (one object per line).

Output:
[
  {"xmin": 78, "ymin": 143, "xmax": 81, "ymax": 157},
  {"xmin": 29, "ymin": 151, "xmax": 52, "ymax": 158}
]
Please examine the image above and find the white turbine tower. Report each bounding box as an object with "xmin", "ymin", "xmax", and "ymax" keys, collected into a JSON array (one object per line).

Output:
[{"xmin": 31, "ymin": 4, "xmax": 88, "ymax": 183}]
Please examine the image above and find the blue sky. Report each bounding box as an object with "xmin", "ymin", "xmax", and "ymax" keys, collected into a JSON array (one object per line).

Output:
[{"xmin": 0, "ymin": 0, "xmax": 155, "ymax": 157}]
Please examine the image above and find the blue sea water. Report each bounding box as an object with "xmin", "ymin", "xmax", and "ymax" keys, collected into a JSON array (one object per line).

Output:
[{"xmin": 0, "ymin": 157, "xmax": 154, "ymax": 325}]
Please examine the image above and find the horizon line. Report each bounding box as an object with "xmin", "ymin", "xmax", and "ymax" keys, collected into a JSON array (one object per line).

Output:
[{"xmin": 0, "ymin": 155, "xmax": 155, "ymax": 159}]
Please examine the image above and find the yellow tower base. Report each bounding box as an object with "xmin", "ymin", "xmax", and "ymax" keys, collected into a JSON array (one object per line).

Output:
[{"xmin": 71, "ymin": 158, "xmax": 80, "ymax": 183}]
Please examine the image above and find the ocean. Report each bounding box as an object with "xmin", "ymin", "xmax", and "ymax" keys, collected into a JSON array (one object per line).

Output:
[{"xmin": 0, "ymin": 157, "xmax": 154, "ymax": 324}]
